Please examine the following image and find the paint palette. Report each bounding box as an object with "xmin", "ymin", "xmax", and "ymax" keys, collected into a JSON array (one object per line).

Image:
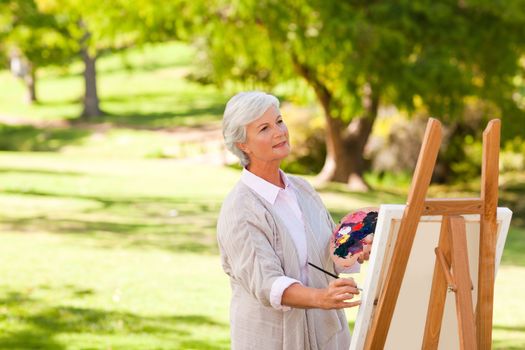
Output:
[{"xmin": 330, "ymin": 208, "xmax": 378, "ymax": 268}]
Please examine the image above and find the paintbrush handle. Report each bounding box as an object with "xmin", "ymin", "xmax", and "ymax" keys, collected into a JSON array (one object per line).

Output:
[
  {"xmin": 307, "ymin": 261, "xmax": 339, "ymax": 279},
  {"xmin": 307, "ymin": 261, "xmax": 363, "ymax": 291}
]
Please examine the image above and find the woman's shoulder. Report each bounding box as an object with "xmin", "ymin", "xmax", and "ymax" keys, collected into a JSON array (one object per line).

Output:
[
  {"xmin": 287, "ymin": 174, "xmax": 317, "ymax": 195},
  {"xmin": 217, "ymin": 181, "xmax": 277, "ymax": 238},
  {"xmin": 287, "ymin": 174, "xmax": 328, "ymax": 211},
  {"xmin": 219, "ymin": 181, "xmax": 268, "ymax": 218}
]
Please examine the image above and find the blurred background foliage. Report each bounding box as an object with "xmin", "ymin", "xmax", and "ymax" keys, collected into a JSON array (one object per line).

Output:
[
  {"xmin": 1, "ymin": 0, "xmax": 524, "ymax": 186},
  {"xmin": 1, "ymin": 0, "xmax": 525, "ymax": 348}
]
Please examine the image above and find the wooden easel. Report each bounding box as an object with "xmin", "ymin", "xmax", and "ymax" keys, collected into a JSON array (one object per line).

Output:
[{"xmin": 363, "ymin": 118, "xmax": 500, "ymax": 349}]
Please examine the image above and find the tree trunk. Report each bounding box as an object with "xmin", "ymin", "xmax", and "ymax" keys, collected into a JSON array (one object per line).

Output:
[
  {"xmin": 315, "ymin": 104, "xmax": 350, "ymax": 183},
  {"xmin": 316, "ymin": 85, "xmax": 379, "ymax": 191},
  {"xmin": 292, "ymin": 57, "xmax": 379, "ymax": 190},
  {"xmin": 316, "ymin": 105, "xmax": 378, "ymax": 191},
  {"xmin": 24, "ymin": 63, "xmax": 38, "ymax": 104},
  {"xmin": 79, "ymin": 23, "xmax": 102, "ymax": 119},
  {"xmin": 341, "ymin": 115, "xmax": 376, "ymax": 191}
]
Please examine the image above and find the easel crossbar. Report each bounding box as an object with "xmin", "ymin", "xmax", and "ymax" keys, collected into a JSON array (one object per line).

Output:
[{"xmin": 423, "ymin": 198, "xmax": 483, "ymax": 216}]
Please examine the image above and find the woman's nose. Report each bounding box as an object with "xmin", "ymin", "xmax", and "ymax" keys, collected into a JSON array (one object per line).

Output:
[{"xmin": 273, "ymin": 123, "xmax": 286, "ymax": 136}]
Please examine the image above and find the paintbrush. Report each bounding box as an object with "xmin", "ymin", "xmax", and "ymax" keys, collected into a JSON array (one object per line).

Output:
[{"xmin": 307, "ymin": 261, "xmax": 363, "ymax": 291}]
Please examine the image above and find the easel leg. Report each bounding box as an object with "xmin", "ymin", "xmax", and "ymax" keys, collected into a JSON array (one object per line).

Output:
[
  {"xmin": 423, "ymin": 216, "xmax": 452, "ymax": 349},
  {"xmin": 450, "ymin": 216, "xmax": 477, "ymax": 350},
  {"xmin": 477, "ymin": 119, "xmax": 500, "ymax": 349},
  {"xmin": 423, "ymin": 216, "xmax": 477, "ymax": 350},
  {"xmin": 363, "ymin": 118, "xmax": 443, "ymax": 350}
]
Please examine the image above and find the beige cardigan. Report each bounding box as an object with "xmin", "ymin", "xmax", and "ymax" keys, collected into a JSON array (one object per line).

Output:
[{"xmin": 217, "ymin": 175, "xmax": 351, "ymax": 350}]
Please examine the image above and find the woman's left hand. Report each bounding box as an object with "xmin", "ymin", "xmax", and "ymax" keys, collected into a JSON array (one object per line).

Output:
[{"xmin": 358, "ymin": 234, "xmax": 374, "ymax": 264}]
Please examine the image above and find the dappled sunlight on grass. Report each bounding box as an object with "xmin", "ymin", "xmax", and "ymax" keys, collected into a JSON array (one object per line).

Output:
[
  {"xmin": 0, "ymin": 156, "xmax": 227, "ymax": 254},
  {"xmin": 0, "ymin": 208, "xmax": 220, "ymax": 254},
  {"xmin": 0, "ymin": 124, "xmax": 91, "ymax": 152},
  {"xmin": 0, "ymin": 152, "xmax": 523, "ymax": 348},
  {"xmin": 0, "ymin": 289, "xmax": 229, "ymax": 350},
  {"xmin": 0, "ymin": 228, "xmax": 231, "ymax": 349}
]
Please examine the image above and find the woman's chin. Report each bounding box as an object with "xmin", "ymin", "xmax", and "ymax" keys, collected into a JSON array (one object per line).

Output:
[
  {"xmin": 273, "ymin": 145, "xmax": 291, "ymax": 158},
  {"xmin": 277, "ymin": 153, "xmax": 291, "ymax": 162}
]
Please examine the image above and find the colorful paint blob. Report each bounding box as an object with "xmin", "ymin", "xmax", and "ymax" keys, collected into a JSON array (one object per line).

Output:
[{"xmin": 330, "ymin": 208, "xmax": 378, "ymax": 268}]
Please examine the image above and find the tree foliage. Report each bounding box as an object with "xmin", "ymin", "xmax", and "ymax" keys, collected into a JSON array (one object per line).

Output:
[
  {"xmin": 1, "ymin": 0, "xmax": 193, "ymax": 115},
  {"xmin": 192, "ymin": 0, "xmax": 525, "ymax": 187},
  {"xmin": 0, "ymin": 0, "xmax": 73, "ymax": 67},
  {"xmin": 0, "ymin": 0, "xmax": 74, "ymax": 102}
]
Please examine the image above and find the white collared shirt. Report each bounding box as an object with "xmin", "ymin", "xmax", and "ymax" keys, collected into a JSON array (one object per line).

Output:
[
  {"xmin": 240, "ymin": 168, "xmax": 310, "ymax": 311},
  {"xmin": 240, "ymin": 168, "xmax": 359, "ymax": 310}
]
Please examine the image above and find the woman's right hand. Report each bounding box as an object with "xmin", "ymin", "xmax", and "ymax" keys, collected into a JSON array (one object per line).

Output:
[{"xmin": 317, "ymin": 278, "xmax": 361, "ymax": 310}]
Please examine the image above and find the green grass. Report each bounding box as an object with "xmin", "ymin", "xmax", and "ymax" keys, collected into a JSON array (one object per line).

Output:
[
  {"xmin": 0, "ymin": 152, "xmax": 524, "ymax": 349},
  {"xmin": 0, "ymin": 153, "xmax": 237, "ymax": 349},
  {"xmin": 0, "ymin": 233, "xmax": 231, "ymax": 349}
]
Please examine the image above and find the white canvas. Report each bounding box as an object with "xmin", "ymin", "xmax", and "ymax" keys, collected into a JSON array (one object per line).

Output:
[{"xmin": 350, "ymin": 204, "xmax": 512, "ymax": 350}]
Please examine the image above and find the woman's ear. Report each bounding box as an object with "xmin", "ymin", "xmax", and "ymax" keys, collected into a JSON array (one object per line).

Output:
[{"xmin": 235, "ymin": 142, "xmax": 250, "ymax": 154}]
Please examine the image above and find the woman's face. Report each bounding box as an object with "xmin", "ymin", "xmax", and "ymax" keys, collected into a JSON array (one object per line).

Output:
[{"xmin": 238, "ymin": 105, "xmax": 290, "ymax": 166}]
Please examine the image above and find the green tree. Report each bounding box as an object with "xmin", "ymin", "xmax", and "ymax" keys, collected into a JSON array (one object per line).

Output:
[
  {"xmin": 35, "ymin": 0, "xmax": 193, "ymax": 119},
  {"xmin": 36, "ymin": 0, "xmax": 133, "ymax": 118},
  {"xmin": 0, "ymin": 0, "xmax": 73, "ymax": 104},
  {"xmin": 195, "ymin": 0, "xmax": 525, "ymax": 189}
]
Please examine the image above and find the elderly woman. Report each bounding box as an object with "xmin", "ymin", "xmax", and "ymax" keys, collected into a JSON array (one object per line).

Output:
[{"xmin": 217, "ymin": 91, "xmax": 363, "ymax": 349}]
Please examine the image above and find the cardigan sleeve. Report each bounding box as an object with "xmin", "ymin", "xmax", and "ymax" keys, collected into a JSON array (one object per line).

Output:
[{"xmin": 217, "ymin": 202, "xmax": 287, "ymax": 307}]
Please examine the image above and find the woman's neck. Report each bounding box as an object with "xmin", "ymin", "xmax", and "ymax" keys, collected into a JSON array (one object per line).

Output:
[{"xmin": 247, "ymin": 162, "xmax": 284, "ymax": 188}]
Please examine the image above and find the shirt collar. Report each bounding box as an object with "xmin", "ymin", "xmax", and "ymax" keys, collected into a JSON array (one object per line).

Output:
[{"xmin": 240, "ymin": 168, "xmax": 292, "ymax": 205}]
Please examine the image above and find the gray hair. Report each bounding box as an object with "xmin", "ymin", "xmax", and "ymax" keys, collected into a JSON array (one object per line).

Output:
[{"xmin": 222, "ymin": 91, "xmax": 280, "ymax": 166}]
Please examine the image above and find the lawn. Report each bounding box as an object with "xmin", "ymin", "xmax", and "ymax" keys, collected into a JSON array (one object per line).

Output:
[
  {"xmin": 1, "ymin": 41, "xmax": 524, "ymax": 349},
  {"xmin": 0, "ymin": 152, "xmax": 524, "ymax": 349},
  {"xmin": 0, "ymin": 153, "xmax": 236, "ymax": 349}
]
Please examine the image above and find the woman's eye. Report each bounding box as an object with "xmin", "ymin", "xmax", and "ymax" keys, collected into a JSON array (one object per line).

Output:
[
  {"xmin": 260, "ymin": 126, "xmax": 268, "ymax": 132},
  {"xmin": 277, "ymin": 119, "xmax": 283, "ymax": 124}
]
